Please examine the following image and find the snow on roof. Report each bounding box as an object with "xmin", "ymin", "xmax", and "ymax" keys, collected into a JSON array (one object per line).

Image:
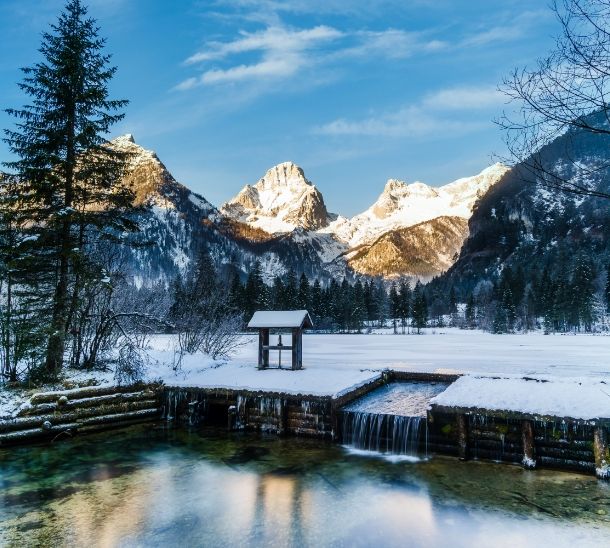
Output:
[{"xmin": 248, "ymin": 310, "xmax": 313, "ymax": 329}]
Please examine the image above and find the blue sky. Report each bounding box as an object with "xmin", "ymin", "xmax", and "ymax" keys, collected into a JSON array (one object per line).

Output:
[{"xmin": 0, "ymin": 0, "xmax": 558, "ymax": 216}]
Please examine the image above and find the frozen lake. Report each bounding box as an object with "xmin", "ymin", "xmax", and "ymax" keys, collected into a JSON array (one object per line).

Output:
[{"xmin": 143, "ymin": 329, "xmax": 610, "ymax": 397}]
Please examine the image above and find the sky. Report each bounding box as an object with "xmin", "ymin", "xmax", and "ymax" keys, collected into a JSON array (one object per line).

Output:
[{"xmin": 0, "ymin": 0, "xmax": 559, "ymax": 216}]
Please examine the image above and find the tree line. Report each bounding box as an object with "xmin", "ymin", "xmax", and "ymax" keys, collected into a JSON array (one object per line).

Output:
[
  {"xmin": 427, "ymin": 250, "xmax": 606, "ymax": 334},
  {"xmin": 228, "ymin": 261, "xmax": 429, "ymax": 333}
]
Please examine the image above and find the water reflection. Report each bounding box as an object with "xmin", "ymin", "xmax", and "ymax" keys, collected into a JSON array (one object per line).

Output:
[{"xmin": 0, "ymin": 425, "xmax": 609, "ymax": 547}]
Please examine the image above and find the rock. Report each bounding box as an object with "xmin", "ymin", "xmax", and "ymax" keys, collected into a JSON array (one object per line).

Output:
[{"xmin": 57, "ymin": 396, "xmax": 69, "ymax": 407}]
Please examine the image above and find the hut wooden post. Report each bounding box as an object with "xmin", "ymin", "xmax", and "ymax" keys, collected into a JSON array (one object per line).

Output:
[
  {"xmin": 593, "ymin": 426, "xmax": 610, "ymax": 480},
  {"xmin": 291, "ymin": 328, "xmax": 303, "ymax": 370},
  {"xmin": 258, "ymin": 328, "xmax": 270, "ymax": 370},
  {"xmin": 456, "ymin": 414, "xmax": 469, "ymax": 461},
  {"xmin": 521, "ymin": 420, "xmax": 536, "ymax": 469}
]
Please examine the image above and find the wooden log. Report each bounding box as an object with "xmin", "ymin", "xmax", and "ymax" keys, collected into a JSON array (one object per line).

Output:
[
  {"xmin": 0, "ymin": 400, "xmax": 159, "ymax": 433},
  {"xmin": 19, "ymin": 391, "xmax": 159, "ymax": 416},
  {"xmin": 76, "ymin": 408, "xmax": 160, "ymax": 427},
  {"xmin": 456, "ymin": 414, "xmax": 469, "ymax": 461},
  {"xmin": 0, "ymin": 422, "xmax": 80, "ymax": 445},
  {"xmin": 521, "ymin": 420, "xmax": 536, "ymax": 469},
  {"xmin": 29, "ymin": 383, "xmax": 159, "ymax": 404},
  {"xmin": 593, "ymin": 426, "xmax": 610, "ymax": 480}
]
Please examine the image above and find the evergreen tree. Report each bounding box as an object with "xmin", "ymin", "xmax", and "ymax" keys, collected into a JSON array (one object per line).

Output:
[
  {"xmin": 605, "ymin": 265, "xmax": 610, "ymax": 313},
  {"xmin": 310, "ymin": 279, "xmax": 323, "ymax": 322},
  {"xmin": 228, "ymin": 272, "xmax": 243, "ymax": 311},
  {"xmin": 571, "ymin": 253, "xmax": 595, "ymax": 331},
  {"xmin": 243, "ymin": 261, "xmax": 264, "ymax": 317},
  {"xmin": 189, "ymin": 249, "xmax": 217, "ymax": 307},
  {"xmin": 284, "ymin": 269, "xmax": 298, "ymax": 309},
  {"xmin": 389, "ymin": 282, "xmax": 399, "ymax": 334},
  {"xmin": 465, "ymin": 293, "xmax": 476, "ymax": 328},
  {"xmin": 3, "ymin": 0, "xmax": 135, "ymax": 375},
  {"xmin": 352, "ymin": 280, "xmax": 367, "ymax": 331},
  {"xmin": 411, "ymin": 283, "xmax": 428, "ymax": 334},
  {"xmin": 398, "ymin": 280, "xmax": 411, "ymax": 333},
  {"xmin": 374, "ymin": 281, "xmax": 388, "ymax": 327},
  {"xmin": 448, "ymin": 286, "xmax": 458, "ymax": 314},
  {"xmin": 271, "ymin": 276, "xmax": 286, "ymax": 309},
  {"xmin": 297, "ymin": 272, "xmax": 310, "ymax": 310}
]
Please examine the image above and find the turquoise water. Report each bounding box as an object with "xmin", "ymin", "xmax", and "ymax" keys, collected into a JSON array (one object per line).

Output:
[{"xmin": 0, "ymin": 425, "xmax": 609, "ymax": 547}]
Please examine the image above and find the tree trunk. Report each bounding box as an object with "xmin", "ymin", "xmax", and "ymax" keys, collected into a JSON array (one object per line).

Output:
[
  {"xmin": 45, "ymin": 243, "xmax": 70, "ymax": 374},
  {"xmin": 45, "ymin": 105, "xmax": 76, "ymax": 375}
]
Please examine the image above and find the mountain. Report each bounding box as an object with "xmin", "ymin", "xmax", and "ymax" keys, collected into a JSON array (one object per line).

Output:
[
  {"xmin": 324, "ymin": 163, "xmax": 509, "ymax": 250},
  {"xmin": 111, "ymin": 135, "xmax": 507, "ymax": 285},
  {"xmin": 111, "ymin": 137, "xmax": 343, "ymax": 285},
  {"xmin": 345, "ymin": 216, "xmax": 469, "ymax": 278},
  {"xmin": 221, "ymin": 161, "xmax": 507, "ymax": 280},
  {"xmin": 432, "ymin": 112, "xmax": 610, "ymax": 298},
  {"xmin": 221, "ymin": 162, "xmax": 332, "ymax": 232}
]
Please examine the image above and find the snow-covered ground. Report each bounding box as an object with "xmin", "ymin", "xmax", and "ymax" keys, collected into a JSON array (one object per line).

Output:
[
  {"xmin": 2, "ymin": 329, "xmax": 609, "ymax": 419},
  {"xmin": 142, "ymin": 328, "xmax": 610, "ymax": 396}
]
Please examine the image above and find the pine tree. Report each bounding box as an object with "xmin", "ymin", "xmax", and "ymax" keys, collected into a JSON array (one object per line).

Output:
[
  {"xmin": 605, "ymin": 265, "xmax": 610, "ymax": 313},
  {"xmin": 285, "ymin": 269, "xmax": 298, "ymax": 309},
  {"xmin": 411, "ymin": 283, "xmax": 428, "ymax": 334},
  {"xmin": 3, "ymin": 0, "xmax": 135, "ymax": 375},
  {"xmin": 465, "ymin": 293, "xmax": 476, "ymax": 328},
  {"xmin": 310, "ymin": 279, "xmax": 323, "ymax": 322},
  {"xmin": 398, "ymin": 279, "xmax": 411, "ymax": 334},
  {"xmin": 228, "ymin": 272, "xmax": 243, "ymax": 311},
  {"xmin": 297, "ymin": 272, "xmax": 310, "ymax": 310},
  {"xmin": 271, "ymin": 276, "xmax": 285, "ymax": 309},
  {"xmin": 244, "ymin": 261, "xmax": 264, "ymax": 317},
  {"xmin": 448, "ymin": 286, "xmax": 458, "ymax": 314},
  {"xmin": 389, "ymin": 282, "xmax": 399, "ymax": 334},
  {"xmin": 571, "ymin": 253, "xmax": 595, "ymax": 331}
]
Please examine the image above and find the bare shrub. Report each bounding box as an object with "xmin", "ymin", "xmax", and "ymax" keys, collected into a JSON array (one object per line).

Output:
[{"xmin": 114, "ymin": 339, "xmax": 149, "ymax": 386}]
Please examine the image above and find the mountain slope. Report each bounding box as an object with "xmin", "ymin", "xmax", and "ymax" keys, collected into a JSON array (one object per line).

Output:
[
  {"xmin": 326, "ymin": 163, "xmax": 508, "ymax": 250},
  {"xmin": 433, "ymin": 113, "xmax": 610, "ymax": 296},
  {"xmin": 345, "ymin": 216, "xmax": 469, "ymax": 279}
]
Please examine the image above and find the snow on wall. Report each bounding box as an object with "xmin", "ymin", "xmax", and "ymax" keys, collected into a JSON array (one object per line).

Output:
[{"xmin": 431, "ymin": 374, "xmax": 610, "ymax": 420}]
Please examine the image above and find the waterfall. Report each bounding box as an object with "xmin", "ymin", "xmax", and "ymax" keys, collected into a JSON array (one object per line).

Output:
[
  {"xmin": 340, "ymin": 382, "xmax": 447, "ymax": 458},
  {"xmin": 342, "ymin": 411, "xmax": 426, "ymax": 457}
]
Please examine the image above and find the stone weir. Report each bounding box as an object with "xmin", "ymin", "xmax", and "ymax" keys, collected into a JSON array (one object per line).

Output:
[
  {"xmin": 161, "ymin": 379, "xmax": 381, "ymax": 438},
  {"xmin": 428, "ymin": 403, "xmax": 610, "ymax": 480},
  {"xmin": 160, "ymin": 372, "xmax": 459, "ymax": 439},
  {"xmin": 0, "ymin": 383, "xmax": 163, "ymax": 447}
]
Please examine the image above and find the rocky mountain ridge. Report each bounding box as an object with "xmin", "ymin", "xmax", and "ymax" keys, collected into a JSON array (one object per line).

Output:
[{"xmin": 111, "ymin": 135, "xmax": 508, "ymax": 284}]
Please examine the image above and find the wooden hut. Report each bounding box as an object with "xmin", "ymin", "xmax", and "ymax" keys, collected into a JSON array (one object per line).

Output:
[{"xmin": 248, "ymin": 310, "xmax": 313, "ymax": 370}]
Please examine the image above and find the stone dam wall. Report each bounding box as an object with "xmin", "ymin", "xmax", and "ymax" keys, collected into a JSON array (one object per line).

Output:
[{"xmin": 0, "ymin": 373, "xmax": 607, "ymax": 479}]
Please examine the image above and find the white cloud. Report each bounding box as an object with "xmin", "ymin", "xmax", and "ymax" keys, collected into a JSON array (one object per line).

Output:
[
  {"xmin": 176, "ymin": 24, "xmax": 343, "ymax": 89},
  {"xmin": 185, "ymin": 25, "xmax": 343, "ymax": 64},
  {"xmin": 422, "ymin": 86, "xmax": 503, "ymax": 110},
  {"xmin": 339, "ymin": 29, "xmax": 447, "ymax": 60},
  {"xmin": 314, "ymin": 85, "xmax": 501, "ymax": 137},
  {"xmin": 315, "ymin": 107, "xmax": 485, "ymax": 138}
]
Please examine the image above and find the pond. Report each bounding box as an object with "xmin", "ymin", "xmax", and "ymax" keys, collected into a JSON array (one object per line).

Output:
[{"xmin": 1, "ymin": 425, "xmax": 609, "ymax": 547}]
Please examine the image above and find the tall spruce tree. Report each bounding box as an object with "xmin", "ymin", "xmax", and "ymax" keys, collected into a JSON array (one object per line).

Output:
[{"xmin": 3, "ymin": 0, "xmax": 135, "ymax": 375}]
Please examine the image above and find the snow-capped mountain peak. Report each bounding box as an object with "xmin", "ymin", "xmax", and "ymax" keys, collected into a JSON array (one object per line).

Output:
[
  {"xmin": 325, "ymin": 164, "xmax": 509, "ymax": 248},
  {"xmin": 221, "ymin": 162, "xmax": 331, "ymax": 232}
]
